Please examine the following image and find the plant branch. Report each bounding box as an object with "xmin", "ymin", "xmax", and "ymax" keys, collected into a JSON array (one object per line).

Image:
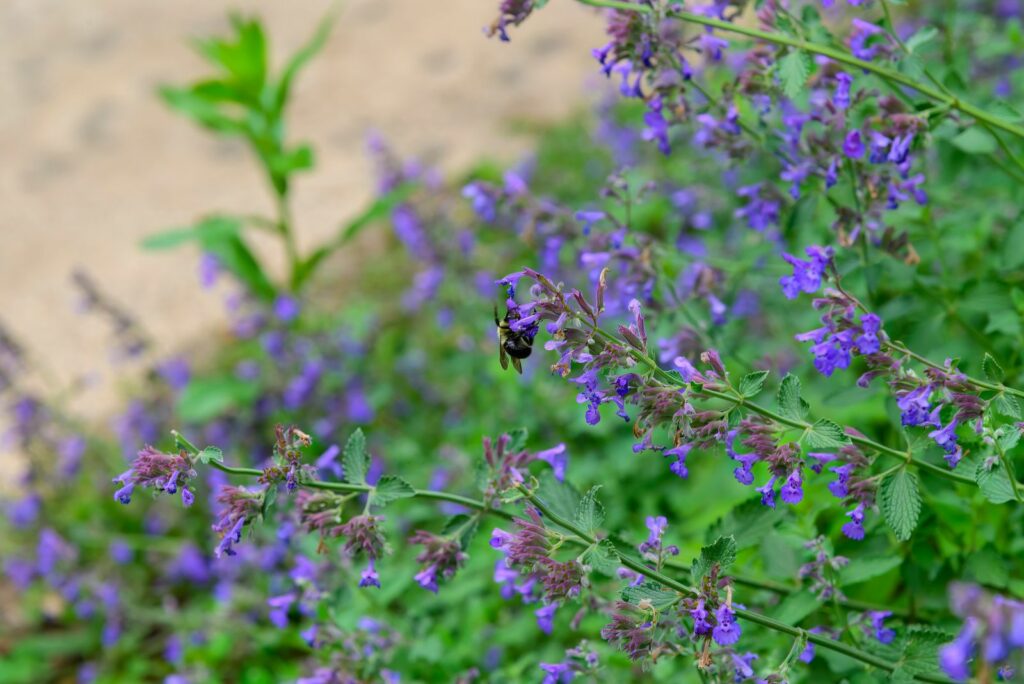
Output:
[
  {"xmin": 518, "ymin": 485, "xmax": 953, "ymax": 683},
  {"xmin": 573, "ymin": 0, "xmax": 1024, "ymax": 141}
]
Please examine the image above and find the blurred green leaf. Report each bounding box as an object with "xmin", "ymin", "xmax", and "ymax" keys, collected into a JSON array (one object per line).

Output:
[
  {"xmin": 343, "ymin": 428, "xmax": 369, "ymax": 485},
  {"xmin": 177, "ymin": 376, "xmax": 260, "ymax": 423}
]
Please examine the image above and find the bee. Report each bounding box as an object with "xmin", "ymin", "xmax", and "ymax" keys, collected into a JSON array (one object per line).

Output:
[{"xmin": 495, "ymin": 305, "xmax": 535, "ymax": 374}]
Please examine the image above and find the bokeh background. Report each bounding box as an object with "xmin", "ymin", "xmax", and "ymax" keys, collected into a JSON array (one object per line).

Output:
[{"xmin": 0, "ymin": 0, "xmax": 600, "ymax": 427}]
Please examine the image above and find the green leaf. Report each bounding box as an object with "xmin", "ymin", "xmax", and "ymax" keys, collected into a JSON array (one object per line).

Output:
[
  {"xmin": 803, "ymin": 419, "xmax": 850, "ymax": 449},
  {"xmin": 898, "ymin": 627, "xmax": 953, "ymax": 675},
  {"xmin": 840, "ymin": 555, "xmax": 902, "ymax": 585},
  {"xmin": 343, "ymin": 428, "xmax": 369, "ymax": 485},
  {"xmin": 773, "ymin": 591, "xmax": 820, "ymax": 625},
  {"xmin": 905, "ymin": 26, "xmax": 938, "ymax": 53},
  {"xmin": 535, "ymin": 471, "xmax": 581, "ymax": 535},
  {"xmin": 777, "ymin": 374, "xmax": 808, "ymax": 421},
  {"xmin": 261, "ymin": 483, "xmax": 279, "ymax": 519},
  {"xmin": 176, "ymin": 376, "xmax": 260, "ymax": 423},
  {"xmin": 294, "ymin": 182, "xmax": 416, "ymax": 289},
  {"xmin": 691, "ymin": 536, "xmax": 737, "ymax": 579},
  {"xmin": 270, "ymin": 8, "xmax": 338, "ymax": 116},
  {"xmin": 779, "ymin": 51, "xmax": 811, "ymax": 99},
  {"xmin": 998, "ymin": 428, "xmax": 1021, "ymax": 452},
  {"xmin": 141, "ymin": 215, "xmax": 240, "ymax": 251},
  {"xmin": 951, "ymin": 127, "xmax": 997, "ymax": 154},
  {"xmin": 982, "ymin": 353, "xmax": 1005, "ymax": 383},
  {"xmin": 738, "ymin": 370, "xmax": 770, "ymax": 398},
  {"xmin": 621, "ymin": 582, "xmax": 678, "ymax": 610},
  {"xmin": 371, "ymin": 475, "xmax": 416, "ymax": 507},
  {"xmin": 505, "ymin": 427, "xmax": 529, "ymax": 455},
  {"xmin": 197, "ymin": 446, "xmax": 224, "ymax": 464},
  {"xmin": 976, "ymin": 458, "xmax": 1017, "ymax": 504},
  {"xmin": 706, "ymin": 497, "xmax": 783, "ymax": 550},
  {"xmin": 880, "ymin": 469, "xmax": 921, "ymax": 541},
  {"xmin": 995, "ymin": 393, "xmax": 1021, "ymax": 420},
  {"xmin": 574, "ymin": 485, "xmax": 605, "ymax": 534},
  {"xmin": 442, "ymin": 514, "xmax": 480, "ymax": 550},
  {"xmin": 581, "ymin": 540, "xmax": 620, "ymax": 576}
]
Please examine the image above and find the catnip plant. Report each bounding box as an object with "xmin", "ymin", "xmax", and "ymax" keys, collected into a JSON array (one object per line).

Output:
[{"xmin": 4, "ymin": 1, "xmax": 1024, "ymax": 682}]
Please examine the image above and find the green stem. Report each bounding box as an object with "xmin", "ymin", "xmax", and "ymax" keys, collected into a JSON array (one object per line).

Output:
[
  {"xmin": 592, "ymin": 329, "xmax": 987, "ymax": 489},
  {"xmin": 519, "ymin": 486, "xmax": 953, "ymax": 683},
  {"xmin": 573, "ymin": 0, "xmax": 1024, "ymax": 142}
]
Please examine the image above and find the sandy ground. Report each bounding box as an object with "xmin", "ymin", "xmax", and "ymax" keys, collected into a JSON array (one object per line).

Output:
[{"xmin": 0, "ymin": 0, "xmax": 604, "ymax": 448}]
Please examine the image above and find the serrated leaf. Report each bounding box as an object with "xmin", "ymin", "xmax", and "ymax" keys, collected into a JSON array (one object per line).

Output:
[
  {"xmin": 621, "ymin": 582, "xmax": 678, "ymax": 610},
  {"xmin": 371, "ymin": 475, "xmax": 416, "ymax": 507},
  {"xmin": 880, "ymin": 469, "xmax": 921, "ymax": 541},
  {"xmin": 574, "ymin": 486, "xmax": 605, "ymax": 534},
  {"xmin": 505, "ymin": 427, "xmax": 529, "ymax": 454},
  {"xmin": 535, "ymin": 471, "xmax": 581, "ymax": 535},
  {"xmin": 197, "ymin": 446, "xmax": 224, "ymax": 464},
  {"xmin": 773, "ymin": 591, "xmax": 820, "ymax": 625},
  {"xmin": 738, "ymin": 370, "xmax": 770, "ymax": 398},
  {"xmin": 691, "ymin": 536, "xmax": 737, "ymax": 579},
  {"xmin": 982, "ymin": 353, "xmax": 1005, "ymax": 383},
  {"xmin": 803, "ymin": 419, "xmax": 850, "ymax": 449},
  {"xmin": 976, "ymin": 458, "xmax": 1017, "ymax": 504},
  {"xmin": 779, "ymin": 50, "xmax": 810, "ymax": 99},
  {"xmin": 994, "ymin": 393, "xmax": 1022, "ymax": 419},
  {"xmin": 998, "ymin": 428, "xmax": 1021, "ymax": 452},
  {"xmin": 343, "ymin": 428, "xmax": 369, "ymax": 485},
  {"xmin": 840, "ymin": 555, "xmax": 903, "ymax": 585},
  {"xmin": 581, "ymin": 540, "xmax": 620, "ymax": 576},
  {"xmin": 777, "ymin": 374, "xmax": 808, "ymax": 421},
  {"xmin": 899, "ymin": 627, "xmax": 953, "ymax": 675},
  {"xmin": 442, "ymin": 514, "xmax": 479, "ymax": 551}
]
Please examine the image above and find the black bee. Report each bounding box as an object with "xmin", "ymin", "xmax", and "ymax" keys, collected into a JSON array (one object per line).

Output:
[{"xmin": 495, "ymin": 305, "xmax": 535, "ymax": 374}]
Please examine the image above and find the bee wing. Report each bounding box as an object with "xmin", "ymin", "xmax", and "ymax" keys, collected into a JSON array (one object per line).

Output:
[
  {"xmin": 497, "ymin": 327, "xmax": 509, "ymax": 370},
  {"xmin": 511, "ymin": 357, "xmax": 523, "ymax": 374}
]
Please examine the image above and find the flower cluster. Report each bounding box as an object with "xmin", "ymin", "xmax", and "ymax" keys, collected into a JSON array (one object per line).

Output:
[
  {"xmin": 113, "ymin": 446, "xmax": 197, "ymax": 507},
  {"xmin": 940, "ymin": 583, "xmax": 1024, "ymax": 681}
]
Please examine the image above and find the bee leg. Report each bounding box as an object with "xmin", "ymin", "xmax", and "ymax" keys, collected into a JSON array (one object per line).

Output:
[{"xmin": 512, "ymin": 357, "xmax": 523, "ymax": 374}]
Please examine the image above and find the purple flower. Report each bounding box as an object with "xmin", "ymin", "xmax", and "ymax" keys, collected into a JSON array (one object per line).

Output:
[
  {"xmin": 929, "ymin": 420, "xmax": 962, "ymax": 467},
  {"xmin": 780, "ymin": 469, "xmax": 804, "ymax": 505},
  {"xmin": 215, "ymin": 516, "xmax": 246, "ymax": 558},
  {"xmin": 414, "ymin": 565, "xmax": 439, "ymax": 593},
  {"xmin": 463, "ymin": 182, "xmax": 497, "ymax": 222},
  {"xmin": 535, "ymin": 604, "xmax": 557, "ymax": 634},
  {"xmin": 842, "ymin": 503, "xmax": 866, "ymax": 540},
  {"xmin": 665, "ymin": 444, "xmax": 691, "ymax": 478},
  {"xmin": 535, "ymin": 443, "xmax": 569, "ymax": 481},
  {"xmin": 867, "ymin": 610, "xmax": 896, "ymax": 643},
  {"xmin": 712, "ymin": 604, "xmax": 741, "ymax": 645},
  {"xmin": 828, "ymin": 464, "xmax": 854, "ymax": 498},
  {"xmin": 855, "ymin": 313, "xmax": 882, "ymax": 354},
  {"xmin": 158, "ymin": 358, "xmax": 191, "ymax": 391},
  {"xmin": 833, "ymin": 72, "xmax": 852, "ymax": 110},
  {"xmin": 198, "ymin": 252, "xmax": 220, "ymax": 288},
  {"xmin": 896, "ymin": 386, "xmax": 935, "ymax": 427},
  {"xmin": 574, "ymin": 210, "xmax": 605, "ymax": 236},
  {"xmin": 359, "ymin": 560, "xmax": 381, "ymax": 588},
  {"xmin": 757, "ymin": 476, "xmax": 777, "ymax": 508},
  {"xmin": 691, "ymin": 599, "xmax": 712, "ymax": 636},
  {"xmin": 843, "ymin": 130, "xmax": 865, "ymax": 159},
  {"xmin": 267, "ymin": 594, "xmax": 295, "ymax": 628},
  {"xmin": 939, "ymin": 620, "xmax": 976, "ymax": 680},
  {"xmin": 273, "ymin": 295, "xmax": 301, "ymax": 323},
  {"xmin": 779, "ymin": 246, "xmax": 833, "ymax": 299},
  {"xmin": 539, "ymin": 662, "xmax": 572, "ymax": 684}
]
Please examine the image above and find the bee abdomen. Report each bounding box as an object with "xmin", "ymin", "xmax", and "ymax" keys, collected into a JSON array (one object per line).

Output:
[{"xmin": 504, "ymin": 339, "xmax": 533, "ymax": 359}]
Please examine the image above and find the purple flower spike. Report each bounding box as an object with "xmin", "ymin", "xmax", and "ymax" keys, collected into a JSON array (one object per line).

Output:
[
  {"xmin": 842, "ymin": 503, "xmax": 866, "ymax": 540},
  {"xmin": 712, "ymin": 604, "xmax": 742, "ymax": 645}
]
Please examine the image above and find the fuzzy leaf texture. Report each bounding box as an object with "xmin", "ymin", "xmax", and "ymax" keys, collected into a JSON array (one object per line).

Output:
[
  {"xmin": 691, "ymin": 535, "xmax": 737, "ymax": 579},
  {"xmin": 982, "ymin": 352, "xmax": 1005, "ymax": 382},
  {"xmin": 371, "ymin": 476, "xmax": 416, "ymax": 508},
  {"xmin": 880, "ymin": 469, "xmax": 921, "ymax": 541},
  {"xmin": 581, "ymin": 540, "xmax": 620, "ymax": 577},
  {"xmin": 779, "ymin": 51, "xmax": 811, "ymax": 99},
  {"xmin": 803, "ymin": 419, "xmax": 850, "ymax": 449},
  {"xmin": 574, "ymin": 485, "xmax": 605, "ymax": 534},
  {"xmin": 976, "ymin": 459, "xmax": 1017, "ymax": 504},
  {"xmin": 621, "ymin": 582, "xmax": 678, "ymax": 610},
  {"xmin": 776, "ymin": 374, "xmax": 808, "ymax": 421},
  {"xmin": 738, "ymin": 370, "xmax": 770, "ymax": 398},
  {"xmin": 197, "ymin": 446, "xmax": 223, "ymax": 464},
  {"xmin": 343, "ymin": 428, "xmax": 369, "ymax": 485}
]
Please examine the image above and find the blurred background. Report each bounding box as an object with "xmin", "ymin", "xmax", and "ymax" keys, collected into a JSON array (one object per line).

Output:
[{"xmin": 0, "ymin": 0, "xmax": 600, "ymax": 424}]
